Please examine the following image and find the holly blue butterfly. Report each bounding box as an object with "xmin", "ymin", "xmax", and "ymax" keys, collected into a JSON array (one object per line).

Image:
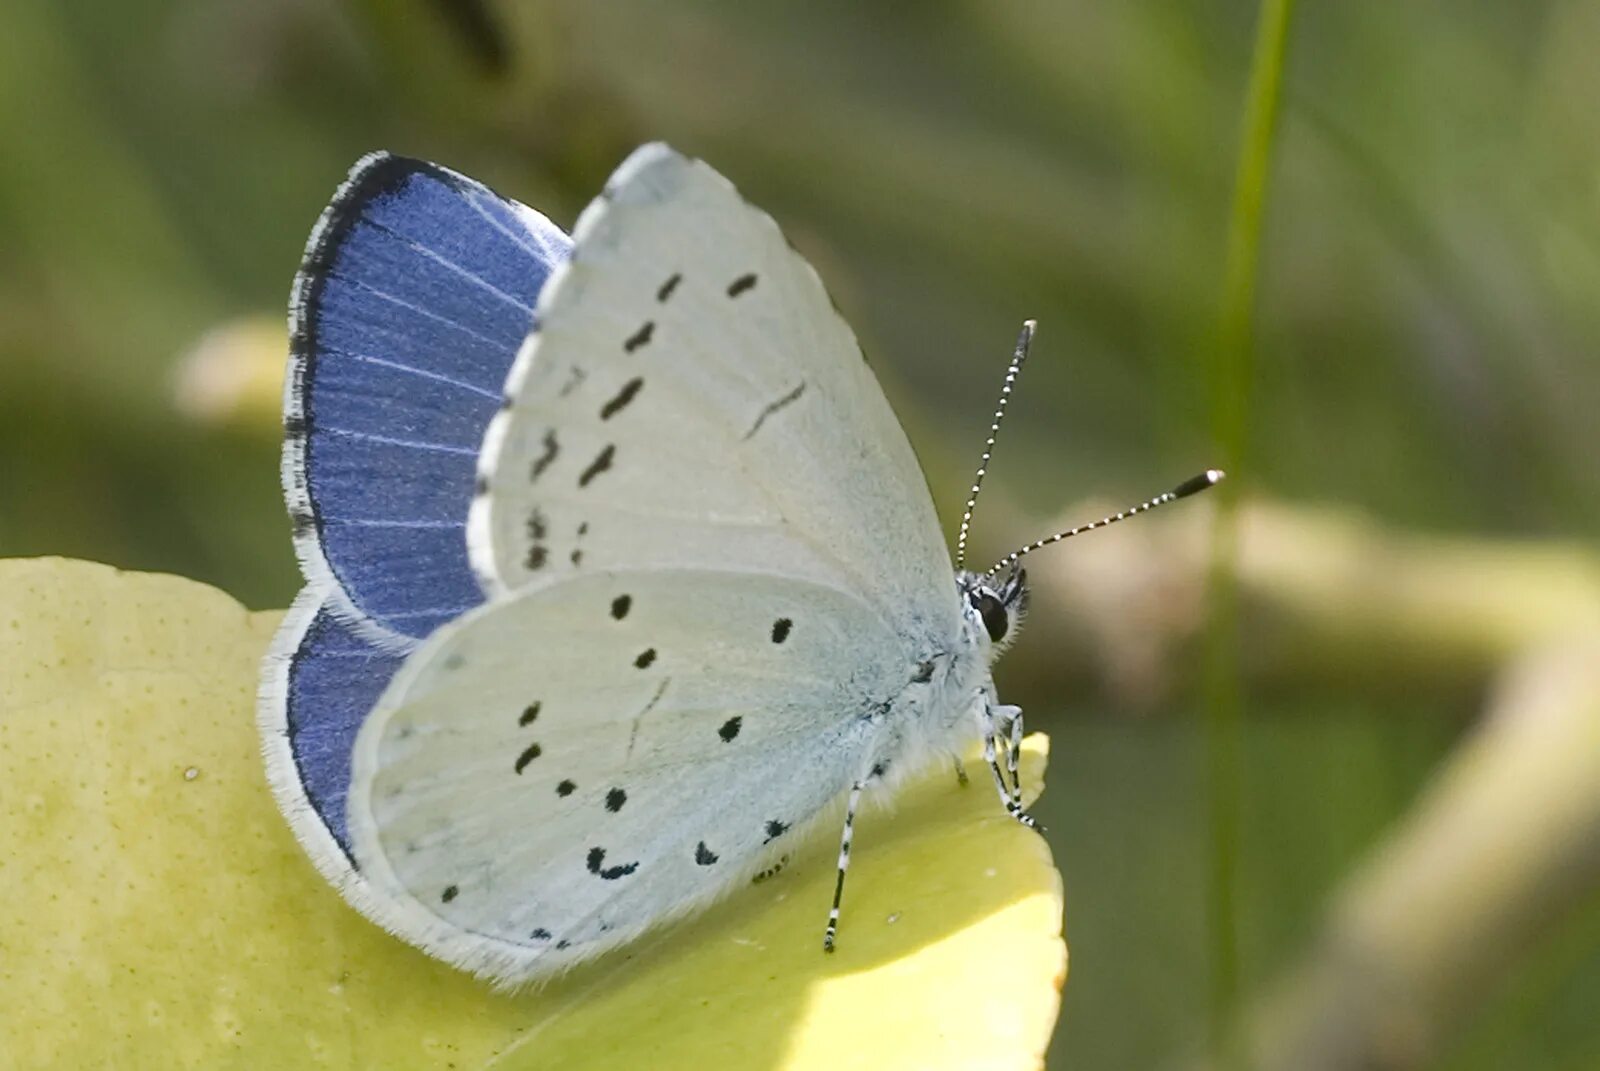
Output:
[{"xmin": 260, "ymin": 143, "xmax": 1221, "ymax": 985}]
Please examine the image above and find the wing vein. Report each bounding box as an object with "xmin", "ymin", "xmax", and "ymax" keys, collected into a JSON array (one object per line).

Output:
[
  {"xmin": 364, "ymin": 218, "xmax": 536, "ymax": 314},
  {"xmin": 328, "ymin": 275, "xmax": 516, "ymax": 351},
  {"xmin": 320, "ymin": 427, "xmax": 477, "ymax": 455}
]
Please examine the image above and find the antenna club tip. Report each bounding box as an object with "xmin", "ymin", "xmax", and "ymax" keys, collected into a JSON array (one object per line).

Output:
[{"xmin": 1172, "ymin": 469, "xmax": 1226, "ymax": 498}]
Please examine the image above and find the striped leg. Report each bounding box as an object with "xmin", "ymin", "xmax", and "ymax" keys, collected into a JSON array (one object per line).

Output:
[
  {"xmin": 994, "ymin": 733, "xmax": 1018, "ymax": 801},
  {"xmin": 983, "ymin": 703, "xmax": 1041, "ymax": 831},
  {"xmin": 822, "ymin": 780, "xmax": 866, "ymax": 952},
  {"xmin": 1004, "ymin": 704, "xmax": 1025, "ymax": 799},
  {"xmin": 953, "ymin": 757, "xmax": 970, "ymax": 787},
  {"xmin": 982, "ymin": 725, "xmax": 1009, "ymax": 805}
]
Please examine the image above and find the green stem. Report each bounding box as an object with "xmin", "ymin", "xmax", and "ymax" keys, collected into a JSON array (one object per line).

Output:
[{"xmin": 1205, "ymin": 0, "xmax": 1297, "ymax": 1064}]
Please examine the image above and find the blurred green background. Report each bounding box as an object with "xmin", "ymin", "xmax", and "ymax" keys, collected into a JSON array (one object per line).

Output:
[{"xmin": 3, "ymin": 2, "xmax": 1598, "ymax": 1068}]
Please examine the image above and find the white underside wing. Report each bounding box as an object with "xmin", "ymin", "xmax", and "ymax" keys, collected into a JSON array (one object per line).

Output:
[
  {"xmin": 348, "ymin": 568, "xmax": 909, "ymax": 980},
  {"xmin": 469, "ymin": 144, "xmax": 957, "ymax": 639}
]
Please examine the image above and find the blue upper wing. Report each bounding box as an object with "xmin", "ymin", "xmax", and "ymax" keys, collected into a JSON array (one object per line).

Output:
[
  {"xmin": 284, "ymin": 153, "xmax": 572, "ymax": 644},
  {"xmin": 262, "ymin": 588, "xmax": 407, "ymax": 865}
]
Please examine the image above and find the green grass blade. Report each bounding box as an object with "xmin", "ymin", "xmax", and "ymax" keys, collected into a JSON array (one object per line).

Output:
[{"xmin": 1205, "ymin": 0, "xmax": 1298, "ymax": 1064}]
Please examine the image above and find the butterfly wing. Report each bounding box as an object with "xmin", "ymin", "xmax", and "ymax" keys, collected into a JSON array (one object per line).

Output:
[
  {"xmin": 259, "ymin": 587, "xmax": 405, "ymax": 884},
  {"xmin": 285, "ymin": 153, "xmax": 571, "ymax": 646},
  {"xmin": 346, "ymin": 568, "xmax": 905, "ymax": 983},
  {"xmin": 470, "ymin": 144, "xmax": 956, "ymax": 637}
]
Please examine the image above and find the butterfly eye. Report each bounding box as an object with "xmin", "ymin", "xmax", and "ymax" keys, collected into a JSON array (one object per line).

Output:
[{"xmin": 971, "ymin": 591, "xmax": 1009, "ymax": 643}]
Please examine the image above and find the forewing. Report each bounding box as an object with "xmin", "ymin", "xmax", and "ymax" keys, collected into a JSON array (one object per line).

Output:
[
  {"xmin": 470, "ymin": 144, "xmax": 955, "ymax": 637},
  {"xmin": 346, "ymin": 569, "xmax": 905, "ymax": 983},
  {"xmin": 285, "ymin": 153, "xmax": 571, "ymax": 645}
]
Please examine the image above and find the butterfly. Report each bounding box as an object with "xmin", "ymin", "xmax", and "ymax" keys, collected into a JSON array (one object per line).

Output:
[{"xmin": 260, "ymin": 143, "xmax": 1220, "ymax": 985}]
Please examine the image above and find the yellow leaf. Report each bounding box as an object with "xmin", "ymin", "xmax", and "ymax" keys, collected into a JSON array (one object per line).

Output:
[{"xmin": 1, "ymin": 558, "xmax": 1065, "ymax": 1070}]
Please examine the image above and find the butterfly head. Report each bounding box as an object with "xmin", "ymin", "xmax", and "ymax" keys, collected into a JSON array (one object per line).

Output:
[{"xmin": 956, "ymin": 567, "xmax": 1028, "ymax": 660}]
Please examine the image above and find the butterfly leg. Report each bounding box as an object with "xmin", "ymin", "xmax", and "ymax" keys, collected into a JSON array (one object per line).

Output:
[
  {"xmin": 952, "ymin": 757, "xmax": 970, "ymax": 787},
  {"xmin": 999, "ymin": 705, "xmax": 1043, "ymax": 830},
  {"xmin": 1001, "ymin": 703, "xmax": 1025, "ymax": 799},
  {"xmin": 982, "ymin": 701, "xmax": 1041, "ymax": 831},
  {"xmin": 823, "ymin": 779, "xmax": 867, "ymax": 952},
  {"xmin": 993, "ymin": 734, "xmax": 1018, "ymax": 802}
]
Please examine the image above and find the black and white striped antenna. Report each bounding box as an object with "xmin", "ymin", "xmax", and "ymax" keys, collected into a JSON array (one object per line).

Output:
[
  {"xmin": 954, "ymin": 320, "xmax": 1035, "ymax": 571},
  {"xmin": 983, "ymin": 469, "xmax": 1225, "ymax": 578}
]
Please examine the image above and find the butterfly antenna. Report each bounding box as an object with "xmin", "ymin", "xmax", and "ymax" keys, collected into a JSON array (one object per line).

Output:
[
  {"xmin": 955, "ymin": 320, "xmax": 1036, "ymax": 571},
  {"xmin": 984, "ymin": 469, "xmax": 1226, "ymax": 577}
]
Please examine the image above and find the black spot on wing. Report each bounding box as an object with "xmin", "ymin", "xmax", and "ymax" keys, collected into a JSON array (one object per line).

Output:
[
  {"xmin": 764, "ymin": 819, "xmax": 789, "ymax": 843},
  {"xmin": 556, "ymin": 939, "xmax": 571, "ymax": 950},
  {"xmin": 742, "ymin": 381, "xmax": 807, "ymax": 440},
  {"xmin": 753, "ymin": 855, "xmax": 789, "ymax": 883},
  {"xmin": 623, "ymin": 321, "xmax": 654, "ymax": 353},
  {"xmin": 657, "ymin": 273, "xmax": 682, "ymax": 302},
  {"xmin": 611, "ymin": 594, "xmax": 632, "ymax": 620},
  {"xmin": 695, "ymin": 841, "xmax": 719, "ymax": 866},
  {"xmin": 514, "ymin": 742, "xmax": 542, "ymax": 773},
  {"xmin": 601, "ymin": 858, "xmax": 636, "ymax": 883},
  {"xmin": 912, "ymin": 660, "xmax": 934, "ymax": 683},
  {"xmin": 530, "ymin": 927, "xmax": 552, "ymax": 941},
  {"xmin": 529, "ymin": 430, "xmax": 559, "ymax": 482},
  {"xmin": 727, "ymin": 273, "xmax": 758, "ymax": 297},
  {"xmin": 556, "ymin": 779, "xmax": 576, "ymax": 797},
  {"xmin": 586, "ymin": 846, "xmax": 639, "ymax": 880},
  {"xmin": 519, "ymin": 701, "xmax": 541, "ymax": 726},
  {"xmin": 605, "ymin": 788, "xmax": 627, "ymax": 812},
  {"xmin": 525, "ymin": 544, "xmax": 548, "ymax": 571},
  {"xmin": 600, "ymin": 377, "xmax": 643, "ymax": 420},
  {"xmin": 570, "ymin": 548, "xmax": 583, "ymax": 566},
  {"xmin": 718, "ymin": 716, "xmax": 742, "ymax": 742},
  {"xmin": 441, "ymin": 884, "xmax": 459, "ymax": 903},
  {"xmin": 526, "ymin": 508, "xmax": 547, "ymax": 541},
  {"xmin": 578, "ymin": 444, "xmax": 615, "ymax": 487},
  {"xmin": 771, "ymin": 618, "xmax": 792, "ymax": 644},
  {"xmin": 634, "ymin": 648, "xmax": 656, "ymax": 669}
]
